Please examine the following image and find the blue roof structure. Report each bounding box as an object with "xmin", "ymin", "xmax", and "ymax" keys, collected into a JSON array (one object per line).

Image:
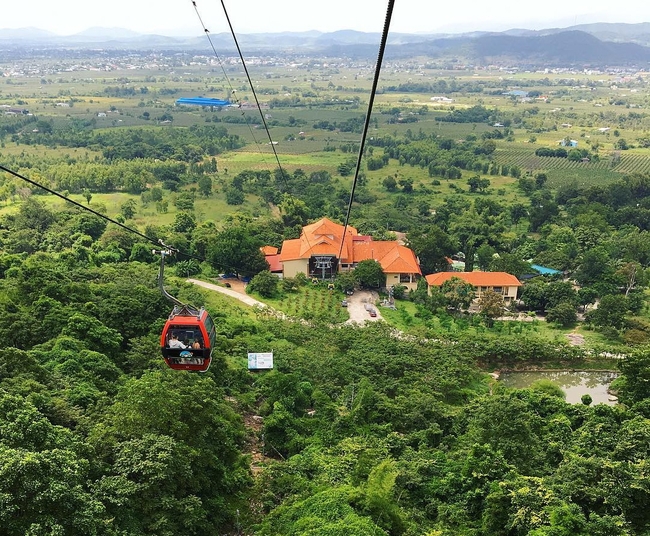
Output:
[
  {"xmin": 504, "ymin": 90, "xmax": 529, "ymax": 97},
  {"xmin": 176, "ymin": 97, "xmax": 232, "ymax": 107},
  {"xmin": 531, "ymin": 264, "xmax": 562, "ymax": 276}
]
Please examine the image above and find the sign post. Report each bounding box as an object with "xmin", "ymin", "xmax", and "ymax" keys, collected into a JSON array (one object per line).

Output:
[{"xmin": 248, "ymin": 352, "xmax": 274, "ymax": 370}]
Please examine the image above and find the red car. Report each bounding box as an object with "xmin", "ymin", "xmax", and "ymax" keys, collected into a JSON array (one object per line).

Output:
[{"xmin": 369, "ymin": 309, "xmax": 377, "ymax": 317}]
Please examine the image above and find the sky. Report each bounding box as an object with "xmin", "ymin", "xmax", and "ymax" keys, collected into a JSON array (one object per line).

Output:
[{"xmin": 3, "ymin": 0, "xmax": 650, "ymax": 36}]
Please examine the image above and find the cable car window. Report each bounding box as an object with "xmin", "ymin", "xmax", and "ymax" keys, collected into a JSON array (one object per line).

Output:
[{"xmin": 204, "ymin": 315, "xmax": 215, "ymax": 337}]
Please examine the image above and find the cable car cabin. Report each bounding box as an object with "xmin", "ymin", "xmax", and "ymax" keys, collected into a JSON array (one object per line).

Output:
[{"xmin": 160, "ymin": 305, "xmax": 216, "ymax": 372}]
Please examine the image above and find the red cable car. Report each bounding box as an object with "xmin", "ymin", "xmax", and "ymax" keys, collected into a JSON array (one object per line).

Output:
[
  {"xmin": 160, "ymin": 304, "xmax": 216, "ymax": 372},
  {"xmin": 155, "ymin": 245, "xmax": 217, "ymax": 372}
]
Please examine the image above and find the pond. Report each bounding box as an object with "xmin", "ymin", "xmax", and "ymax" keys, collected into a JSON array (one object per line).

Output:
[{"xmin": 499, "ymin": 371, "xmax": 619, "ymax": 405}]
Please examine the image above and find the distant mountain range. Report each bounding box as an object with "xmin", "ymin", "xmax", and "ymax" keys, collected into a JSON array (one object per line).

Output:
[
  {"xmin": 383, "ymin": 30, "xmax": 650, "ymax": 66},
  {"xmin": 2, "ymin": 22, "xmax": 650, "ymax": 66}
]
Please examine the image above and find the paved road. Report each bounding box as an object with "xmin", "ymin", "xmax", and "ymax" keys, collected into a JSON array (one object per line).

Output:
[
  {"xmin": 345, "ymin": 290, "xmax": 383, "ymax": 324},
  {"xmin": 187, "ymin": 279, "xmax": 268, "ymax": 308}
]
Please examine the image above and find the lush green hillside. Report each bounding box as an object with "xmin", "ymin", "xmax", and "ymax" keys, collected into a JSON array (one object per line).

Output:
[{"xmin": 3, "ymin": 50, "xmax": 650, "ymax": 535}]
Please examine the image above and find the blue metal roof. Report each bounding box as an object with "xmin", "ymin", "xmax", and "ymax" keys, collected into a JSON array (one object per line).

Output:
[
  {"xmin": 531, "ymin": 264, "xmax": 562, "ymax": 275},
  {"xmin": 176, "ymin": 97, "xmax": 232, "ymax": 107}
]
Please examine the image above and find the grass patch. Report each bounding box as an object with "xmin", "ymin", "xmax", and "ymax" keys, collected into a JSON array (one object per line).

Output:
[{"xmin": 248, "ymin": 285, "xmax": 349, "ymax": 324}]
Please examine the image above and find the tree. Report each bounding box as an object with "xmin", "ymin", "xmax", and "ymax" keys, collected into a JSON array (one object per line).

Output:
[
  {"xmin": 529, "ymin": 379, "xmax": 566, "ymax": 399},
  {"xmin": 615, "ymin": 138, "xmax": 629, "ymax": 150},
  {"xmin": 398, "ymin": 177, "xmax": 414, "ymax": 193},
  {"xmin": 82, "ymin": 188, "xmax": 92, "ymax": 204},
  {"xmin": 13, "ymin": 197, "xmax": 55, "ymax": 233},
  {"xmin": 616, "ymin": 261, "xmax": 644, "ymax": 297},
  {"xmin": 248, "ymin": 270, "xmax": 279, "ymax": 298},
  {"xmin": 175, "ymin": 259, "xmax": 200, "ymax": 277},
  {"xmin": 490, "ymin": 253, "xmax": 532, "ymax": 277},
  {"xmin": 546, "ymin": 302, "xmax": 577, "ymax": 327},
  {"xmin": 382, "ymin": 176, "xmax": 397, "ymax": 192},
  {"xmin": 257, "ymin": 487, "xmax": 389, "ymax": 536},
  {"xmin": 477, "ymin": 244, "xmax": 497, "ymax": 271},
  {"xmin": 441, "ymin": 277, "xmax": 475, "ymax": 313},
  {"xmin": 450, "ymin": 207, "xmax": 505, "ymax": 272},
  {"xmin": 156, "ymin": 199, "xmax": 169, "ymax": 213},
  {"xmin": 467, "ymin": 176, "xmax": 490, "ymax": 193},
  {"xmin": 197, "ymin": 175, "xmax": 212, "ymax": 197},
  {"xmin": 336, "ymin": 271, "xmax": 357, "ymax": 293},
  {"xmin": 120, "ymin": 199, "xmax": 137, "ymax": 220},
  {"xmin": 92, "ymin": 372, "xmax": 250, "ymax": 533},
  {"xmin": 360, "ymin": 460, "xmax": 406, "ymax": 535},
  {"xmin": 545, "ymin": 281, "xmax": 577, "ymax": 309},
  {"xmin": 406, "ymin": 225, "xmax": 456, "ymax": 275},
  {"xmin": 528, "ymin": 190, "xmax": 559, "ymax": 232},
  {"xmin": 521, "ymin": 279, "xmax": 548, "ymax": 311},
  {"xmin": 354, "ymin": 259, "xmax": 385, "ymax": 289},
  {"xmin": 174, "ymin": 191, "xmax": 195, "ymax": 211},
  {"xmin": 577, "ymin": 287, "xmax": 599, "ymax": 309},
  {"xmin": 534, "ymin": 173, "xmax": 548, "ymax": 189},
  {"xmin": 575, "ymin": 247, "xmax": 614, "ymax": 286},
  {"xmin": 618, "ymin": 349, "xmax": 650, "ymax": 405},
  {"xmin": 209, "ymin": 224, "xmax": 268, "ymax": 278},
  {"xmin": 150, "ymin": 186, "xmax": 164, "ymax": 202},
  {"xmin": 586, "ymin": 294, "xmax": 628, "ymax": 329},
  {"xmin": 510, "ymin": 203, "xmax": 528, "ymax": 226},
  {"xmin": 223, "ymin": 183, "xmax": 244, "ymax": 204},
  {"xmin": 0, "ymin": 394, "xmax": 107, "ymax": 535},
  {"xmin": 171, "ymin": 211, "xmax": 196, "ymax": 234},
  {"xmin": 279, "ymin": 195, "xmax": 309, "ymax": 227},
  {"xmin": 61, "ymin": 313, "xmax": 122, "ymax": 357},
  {"xmin": 481, "ymin": 139, "xmax": 497, "ymax": 154},
  {"xmin": 478, "ymin": 289, "xmax": 505, "ymax": 326}
]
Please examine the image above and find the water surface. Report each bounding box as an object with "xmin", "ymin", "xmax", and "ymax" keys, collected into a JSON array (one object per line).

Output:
[{"xmin": 500, "ymin": 371, "xmax": 618, "ymax": 405}]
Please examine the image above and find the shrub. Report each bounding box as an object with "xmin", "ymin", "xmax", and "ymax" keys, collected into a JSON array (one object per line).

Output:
[{"xmin": 247, "ymin": 270, "xmax": 278, "ymax": 298}]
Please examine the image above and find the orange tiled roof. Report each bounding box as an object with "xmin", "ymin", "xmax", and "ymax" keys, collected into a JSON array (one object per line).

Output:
[
  {"xmin": 279, "ymin": 217, "xmax": 421, "ymax": 275},
  {"xmin": 261, "ymin": 245, "xmax": 279, "ymax": 255},
  {"xmin": 425, "ymin": 272, "xmax": 521, "ymax": 287},
  {"xmin": 352, "ymin": 241, "xmax": 421, "ymax": 274},
  {"xmin": 279, "ymin": 218, "xmax": 356, "ymax": 262},
  {"xmin": 278, "ymin": 238, "xmax": 303, "ymax": 262}
]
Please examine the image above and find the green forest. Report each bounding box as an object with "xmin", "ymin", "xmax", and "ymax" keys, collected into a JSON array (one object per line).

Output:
[
  {"xmin": 2, "ymin": 197, "xmax": 650, "ymax": 535},
  {"xmin": 2, "ymin": 153, "xmax": 650, "ymax": 535}
]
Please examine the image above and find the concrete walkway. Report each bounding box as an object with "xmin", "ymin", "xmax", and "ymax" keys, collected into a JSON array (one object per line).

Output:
[{"xmin": 187, "ymin": 279, "xmax": 268, "ymax": 308}]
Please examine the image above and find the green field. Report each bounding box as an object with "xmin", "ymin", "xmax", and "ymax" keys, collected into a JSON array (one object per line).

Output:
[{"xmin": 2, "ymin": 54, "xmax": 650, "ymax": 226}]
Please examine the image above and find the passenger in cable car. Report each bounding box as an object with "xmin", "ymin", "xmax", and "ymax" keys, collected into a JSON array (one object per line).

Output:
[
  {"xmin": 192, "ymin": 339, "xmax": 202, "ymax": 349},
  {"xmin": 168, "ymin": 333, "xmax": 187, "ymax": 349}
]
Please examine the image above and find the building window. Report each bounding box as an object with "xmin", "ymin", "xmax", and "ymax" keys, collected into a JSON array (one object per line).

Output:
[
  {"xmin": 493, "ymin": 287, "xmax": 503, "ymax": 293},
  {"xmin": 400, "ymin": 273, "xmax": 412, "ymax": 283}
]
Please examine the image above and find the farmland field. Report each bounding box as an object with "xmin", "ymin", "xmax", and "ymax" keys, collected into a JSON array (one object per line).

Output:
[{"xmin": 2, "ymin": 50, "xmax": 650, "ymax": 230}]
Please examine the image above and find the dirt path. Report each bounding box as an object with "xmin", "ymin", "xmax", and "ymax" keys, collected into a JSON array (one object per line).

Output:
[
  {"xmin": 567, "ymin": 328, "xmax": 586, "ymax": 346},
  {"xmin": 243, "ymin": 413, "xmax": 266, "ymax": 475}
]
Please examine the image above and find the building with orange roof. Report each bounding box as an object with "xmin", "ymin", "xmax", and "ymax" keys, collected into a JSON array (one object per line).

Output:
[
  {"xmin": 260, "ymin": 246, "xmax": 282, "ymax": 276},
  {"xmin": 278, "ymin": 217, "xmax": 422, "ymax": 290},
  {"xmin": 261, "ymin": 245, "xmax": 279, "ymax": 256},
  {"xmin": 425, "ymin": 271, "xmax": 521, "ymax": 304}
]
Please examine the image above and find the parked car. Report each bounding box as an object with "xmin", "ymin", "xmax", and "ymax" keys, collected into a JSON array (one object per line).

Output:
[
  {"xmin": 341, "ymin": 300, "xmax": 348, "ymax": 307},
  {"xmin": 368, "ymin": 309, "xmax": 377, "ymax": 317}
]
